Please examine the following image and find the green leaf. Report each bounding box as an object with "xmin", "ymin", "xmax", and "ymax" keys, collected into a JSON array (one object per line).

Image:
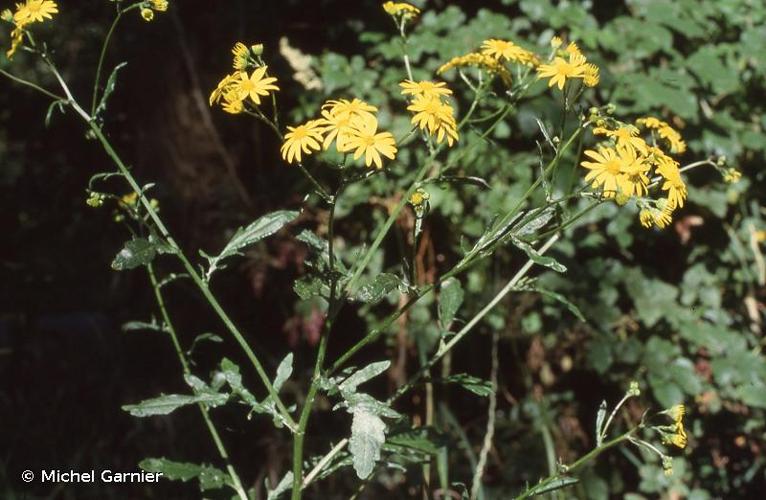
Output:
[
  {"xmin": 524, "ymin": 286, "xmax": 585, "ymax": 321},
  {"xmin": 205, "ymin": 210, "xmax": 299, "ymax": 278},
  {"xmin": 341, "ymin": 392, "xmax": 403, "ymax": 419},
  {"xmin": 624, "ymin": 270, "xmax": 678, "ymax": 327},
  {"xmin": 294, "ymin": 274, "xmax": 330, "ymax": 300},
  {"xmin": 44, "ymin": 100, "xmax": 66, "ymax": 128},
  {"xmin": 95, "ymin": 62, "xmax": 128, "ymax": 119},
  {"xmin": 524, "ymin": 476, "xmax": 579, "ymax": 497},
  {"xmin": 443, "ymin": 374, "xmax": 493, "ymax": 397},
  {"xmin": 386, "ymin": 427, "xmax": 446, "ymax": 455},
  {"xmin": 514, "ymin": 207, "xmax": 556, "ymax": 237},
  {"xmin": 219, "ymin": 358, "xmax": 259, "ymax": 406},
  {"xmin": 349, "ymin": 408, "xmax": 387, "ymax": 479},
  {"xmin": 121, "ymin": 319, "xmax": 166, "ymax": 333},
  {"xmin": 111, "ymin": 238, "xmax": 157, "ymax": 271},
  {"xmin": 139, "ymin": 458, "xmax": 228, "ymax": 491},
  {"xmin": 186, "ymin": 333, "xmax": 224, "ymax": 357},
  {"xmin": 355, "ymin": 273, "xmax": 403, "ymax": 304},
  {"xmin": 438, "ymin": 278, "xmax": 464, "ymax": 327},
  {"xmin": 273, "ymin": 353, "xmax": 293, "ymax": 393},
  {"xmin": 736, "ymin": 384, "xmax": 766, "ymax": 409},
  {"xmin": 595, "ymin": 400, "xmax": 607, "ymax": 446},
  {"xmin": 122, "ymin": 392, "xmax": 228, "ymax": 417},
  {"xmin": 511, "ymin": 237, "xmax": 567, "ymax": 273},
  {"xmin": 339, "ymin": 361, "xmax": 391, "ymax": 394},
  {"xmin": 266, "ymin": 471, "xmax": 294, "ymax": 500}
]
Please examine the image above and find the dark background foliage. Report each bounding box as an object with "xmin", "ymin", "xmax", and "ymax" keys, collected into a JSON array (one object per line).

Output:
[{"xmin": 1, "ymin": 0, "xmax": 764, "ymax": 498}]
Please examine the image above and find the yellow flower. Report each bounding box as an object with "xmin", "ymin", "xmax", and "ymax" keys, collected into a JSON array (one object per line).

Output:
[
  {"xmin": 409, "ymin": 188, "xmax": 430, "ymax": 207},
  {"xmin": 322, "ymin": 98, "xmax": 378, "ymax": 124},
  {"xmin": 651, "ymin": 148, "xmax": 687, "ymax": 209},
  {"xmin": 6, "ymin": 27, "xmax": 24, "ymax": 59},
  {"xmin": 209, "ymin": 73, "xmax": 239, "ymax": 106},
  {"xmin": 722, "ymin": 168, "xmax": 741, "ymax": 183},
  {"xmin": 583, "ymin": 63, "xmax": 600, "ymax": 87},
  {"xmin": 140, "ymin": 8, "xmax": 154, "ymax": 21},
  {"xmin": 231, "ymin": 42, "xmax": 250, "ymax": 70},
  {"xmin": 221, "ymin": 92, "xmax": 244, "ymax": 114},
  {"xmin": 437, "ymin": 52, "xmax": 513, "ymax": 87},
  {"xmin": 663, "ymin": 423, "xmax": 687, "ymax": 448},
  {"xmin": 593, "ymin": 125, "xmax": 647, "ymax": 154},
  {"xmin": 399, "ymin": 79, "xmax": 453, "ymax": 99},
  {"xmin": 232, "ymin": 66, "xmax": 279, "ymax": 105},
  {"xmin": 149, "ymin": 0, "xmax": 169, "ymax": 11},
  {"xmin": 581, "ymin": 146, "xmax": 623, "ymax": 197},
  {"xmin": 550, "ymin": 36, "xmax": 563, "ymax": 49},
  {"xmin": 382, "ymin": 1, "xmax": 420, "ymax": 18},
  {"xmin": 565, "ymin": 42, "xmax": 582, "ymax": 57},
  {"xmin": 636, "ymin": 116, "xmax": 687, "ymax": 154},
  {"xmin": 341, "ymin": 116, "xmax": 397, "ymax": 169},
  {"xmin": 537, "ymin": 53, "xmax": 587, "ymax": 90},
  {"xmin": 316, "ymin": 107, "xmax": 355, "ymax": 151},
  {"xmin": 639, "ymin": 204, "xmax": 673, "ymax": 229},
  {"xmin": 662, "ymin": 456, "xmax": 674, "ymax": 477},
  {"xmin": 13, "ymin": 0, "xmax": 58, "ymax": 25},
  {"xmin": 480, "ymin": 39, "xmax": 539, "ymax": 66},
  {"xmin": 617, "ymin": 145, "xmax": 650, "ymax": 197},
  {"xmin": 119, "ymin": 192, "xmax": 139, "ymax": 208},
  {"xmin": 668, "ymin": 404, "xmax": 686, "ymax": 423},
  {"xmin": 280, "ymin": 120, "xmax": 325, "ymax": 164},
  {"xmin": 406, "ymin": 94, "xmax": 459, "ymax": 147}
]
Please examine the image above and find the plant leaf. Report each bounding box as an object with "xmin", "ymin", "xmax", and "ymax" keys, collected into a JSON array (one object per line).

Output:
[
  {"xmin": 595, "ymin": 400, "xmax": 608, "ymax": 446},
  {"xmin": 266, "ymin": 471, "xmax": 294, "ymax": 500},
  {"xmin": 139, "ymin": 458, "xmax": 228, "ymax": 491},
  {"xmin": 95, "ymin": 62, "xmax": 128, "ymax": 119},
  {"xmin": 206, "ymin": 210, "xmax": 299, "ymax": 278},
  {"xmin": 438, "ymin": 278, "xmax": 464, "ymax": 327},
  {"xmin": 111, "ymin": 238, "xmax": 157, "ymax": 271},
  {"xmin": 511, "ymin": 237, "xmax": 566, "ymax": 273},
  {"xmin": 122, "ymin": 393, "xmax": 228, "ymax": 417},
  {"xmin": 273, "ymin": 353, "xmax": 294, "ymax": 393},
  {"xmin": 443, "ymin": 373, "xmax": 493, "ymax": 397},
  {"xmin": 525, "ymin": 476, "xmax": 579, "ymax": 497},
  {"xmin": 355, "ymin": 273, "xmax": 403, "ymax": 304},
  {"xmin": 349, "ymin": 408, "xmax": 386, "ymax": 479},
  {"xmin": 339, "ymin": 361, "xmax": 391, "ymax": 395}
]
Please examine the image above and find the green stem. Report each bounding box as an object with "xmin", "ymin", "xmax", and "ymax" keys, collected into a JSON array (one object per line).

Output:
[
  {"xmin": 147, "ymin": 264, "xmax": 249, "ymax": 500},
  {"xmin": 0, "ymin": 69, "xmax": 65, "ymax": 101},
  {"xmin": 43, "ymin": 55, "xmax": 297, "ymax": 431},
  {"xmin": 91, "ymin": 3, "xmax": 141, "ymax": 115}
]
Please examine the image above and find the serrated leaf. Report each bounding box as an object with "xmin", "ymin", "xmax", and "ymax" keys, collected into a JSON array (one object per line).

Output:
[
  {"xmin": 355, "ymin": 273, "xmax": 403, "ymax": 304},
  {"xmin": 349, "ymin": 408, "xmax": 386, "ymax": 479},
  {"xmin": 111, "ymin": 238, "xmax": 157, "ymax": 271},
  {"xmin": 122, "ymin": 392, "xmax": 228, "ymax": 417},
  {"xmin": 595, "ymin": 400, "xmax": 607, "ymax": 446},
  {"xmin": 443, "ymin": 373, "xmax": 493, "ymax": 397},
  {"xmin": 139, "ymin": 458, "xmax": 228, "ymax": 491},
  {"xmin": 339, "ymin": 361, "xmax": 391, "ymax": 394},
  {"xmin": 340, "ymin": 393, "xmax": 402, "ymax": 419},
  {"xmin": 95, "ymin": 62, "xmax": 128, "ymax": 119},
  {"xmin": 438, "ymin": 278, "xmax": 464, "ymax": 327},
  {"xmin": 266, "ymin": 471, "xmax": 294, "ymax": 500},
  {"xmin": 294, "ymin": 275, "xmax": 329, "ymax": 300},
  {"xmin": 219, "ymin": 358, "xmax": 259, "ymax": 407},
  {"xmin": 206, "ymin": 210, "xmax": 299, "ymax": 278},
  {"xmin": 511, "ymin": 237, "xmax": 566, "ymax": 272}
]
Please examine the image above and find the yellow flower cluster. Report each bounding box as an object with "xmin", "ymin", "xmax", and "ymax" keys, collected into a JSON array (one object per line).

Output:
[
  {"xmin": 581, "ymin": 116, "xmax": 688, "ymax": 229},
  {"xmin": 636, "ymin": 116, "xmax": 687, "ymax": 154},
  {"xmin": 3, "ymin": 0, "xmax": 58, "ymax": 59},
  {"xmin": 437, "ymin": 52, "xmax": 513, "ymax": 87},
  {"xmin": 140, "ymin": 0, "xmax": 168, "ymax": 22},
  {"xmin": 281, "ymin": 98, "xmax": 397, "ymax": 169},
  {"xmin": 382, "ymin": 1, "xmax": 420, "ymax": 20},
  {"xmin": 209, "ymin": 43, "xmax": 279, "ymax": 115},
  {"xmin": 537, "ymin": 41, "xmax": 599, "ymax": 90},
  {"xmin": 401, "ymin": 79, "xmax": 459, "ymax": 147}
]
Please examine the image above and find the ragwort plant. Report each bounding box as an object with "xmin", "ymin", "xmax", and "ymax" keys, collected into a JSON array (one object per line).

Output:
[{"xmin": 2, "ymin": 1, "xmax": 735, "ymax": 498}]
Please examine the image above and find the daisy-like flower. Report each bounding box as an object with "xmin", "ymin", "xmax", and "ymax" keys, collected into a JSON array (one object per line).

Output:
[
  {"xmin": 564, "ymin": 42, "xmax": 582, "ymax": 57},
  {"xmin": 341, "ymin": 116, "xmax": 397, "ymax": 169},
  {"xmin": 316, "ymin": 107, "xmax": 355, "ymax": 151},
  {"xmin": 13, "ymin": 0, "xmax": 58, "ymax": 25},
  {"xmin": 280, "ymin": 120, "xmax": 325, "ymax": 164},
  {"xmin": 650, "ymin": 147, "xmax": 687, "ymax": 209},
  {"xmin": 406, "ymin": 94, "xmax": 459, "ymax": 146},
  {"xmin": 382, "ymin": 1, "xmax": 420, "ymax": 18},
  {"xmin": 661, "ymin": 404, "xmax": 688, "ymax": 449},
  {"xmin": 639, "ymin": 204, "xmax": 673, "ymax": 229},
  {"xmin": 636, "ymin": 116, "xmax": 687, "ymax": 154},
  {"xmin": 437, "ymin": 52, "xmax": 513, "ymax": 87},
  {"xmin": 537, "ymin": 52, "xmax": 587, "ymax": 90},
  {"xmin": 409, "ymin": 187, "xmax": 430, "ymax": 208},
  {"xmin": 399, "ymin": 80, "xmax": 452, "ymax": 99},
  {"xmin": 140, "ymin": 8, "xmax": 154, "ymax": 21},
  {"xmin": 481, "ymin": 39, "xmax": 539, "ymax": 66},
  {"xmin": 580, "ymin": 146, "xmax": 623, "ymax": 197},
  {"xmin": 221, "ymin": 92, "xmax": 244, "ymax": 114},
  {"xmin": 583, "ymin": 63, "xmax": 600, "ymax": 87},
  {"xmin": 209, "ymin": 73, "xmax": 239, "ymax": 106},
  {"xmin": 231, "ymin": 42, "xmax": 250, "ymax": 70},
  {"xmin": 593, "ymin": 125, "xmax": 648, "ymax": 154},
  {"xmin": 232, "ymin": 66, "xmax": 279, "ymax": 105},
  {"xmin": 617, "ymin": 145, "xmax": 651, "ymax": 197},
  {"xmin": 322, "ymin": 98, "xmax": 377, "ymax": 125}
]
